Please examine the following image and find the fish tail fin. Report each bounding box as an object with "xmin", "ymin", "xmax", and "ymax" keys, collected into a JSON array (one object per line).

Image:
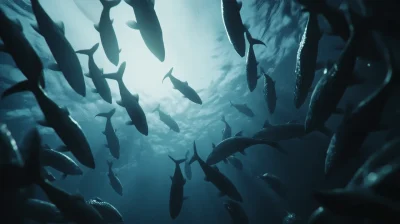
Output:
[
  {"xmin": 100, "ymin": 0, "xmax": 121, "ymax": 9},
  {"xmin": 76, "ymin": 43, "xmax": 99, "ymax": 56},
  {"xmin": 162, "ymin": 67, "xmax": 173, "ymax": 83},
  {"xmin": 185, "ymin": 150, "xmax": 189, "ymax": 159},
  {"xmin": 244, "ymin": 27, "xmax": 266, "ymax": 46},
  {"xmin": 189, "ymin": 141, "xmax": 199, "ymax": 164},
  {"xmin": 1, "ymin": 80, "xmax": 35, "ymax": 99},
  {"xmin": 96, "ymin": 108, "xmax": 116, "ymax": 119},
  {"xmin": 107, "ymin": 160, "xmax": 113, "ymax": 169},
  {"xmin": 168, "ymin": 155, "xmax": 186, "ymax": 165},
  {"xmin": 317, "ymin": 125, "xmax": 333, "ymax": 138},
  {"xmin": 249, "ymin": 37, "xmax": 266, "ymax": 46},
  {"xmin": 152, "ymin": 104, "xmax": 160, "ymax": 113},
  {"xmin": 103, "ymin": 62, "xmax": 126, "ymax": 82},
  {"xmin": 24, "ymin": 128, "xmax": 43, "ymax": 184}
]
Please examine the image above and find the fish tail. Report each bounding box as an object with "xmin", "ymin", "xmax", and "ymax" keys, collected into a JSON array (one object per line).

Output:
[
  {"xmin": 185, "ymin": 150, "xmax": 189, "ymax": 159},
  {"xmin": 152, "ymin": 104, "xmax": 161, "ymax": 113},
  {"xmin": 96, "ymin": 108, "xmax": 116, "ymax": 119},
  {"xmin": 24, "ymin": 128, "xmax": 44, "ymax": 184},
  {"xmin": 76, "ymin": 43, "xmax": 99, "ymax": 56},
  {"xmin": 103, "ymin": 62, "xmax": 126, "ymax": 82},
  {"xmin": 1, "ymin": 80, "xmax": 36, "ymax": 99},
  {"xmin": 189, "ymin": 141, "xmax": 200, "ymax": 164},
  {"xmin": 100, "ymin": 0, "xmax": 121, "ymax": 9},
  {"xmin": 168, "ymin": 155, "xmax": 186, "ymax": 165},
  {"xmin": 162, "ymin": 67, "xmax": 173, "ymax": 83},
  {"xmin": 107, "ymin": 160, "xmax": 113, "ymax": 169},
  {"xmin": 249, "ymin": 37, "xmax": 266, "ymax": 47}
]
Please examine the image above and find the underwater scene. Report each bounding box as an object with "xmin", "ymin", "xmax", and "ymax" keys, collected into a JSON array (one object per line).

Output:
[{"xmin": 1, "ymin": 0, "xmax": 400, "ymax": 223}]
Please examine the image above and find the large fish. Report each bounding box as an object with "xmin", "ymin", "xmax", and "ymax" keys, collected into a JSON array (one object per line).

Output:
[
  {"xmin": 184, "ymin": 150, "xmax": 192, "ymax": 180},
  {"xmin": 258, "ymin": 173, "xmax": 287, "ymax": 198},
  {"xmin": 30, "ymin": 0, "xmax": 86, "ymax": 96},
  {"xmin": 95, "ymin": 0, "xmax": 121, "ymax": 66},
  {"xmin": 76, "ymin": 43, "xmax": 112, "ymax": 104},
  {"xmin": 107, "ymin": 160, "xmax": 123, "ymax": 196},
  {"xmin": 221, "ymin": 115, "xmax": 232, "ymax": 141},
  {"xmin": 162, "ymin": 68, "xmax": 202, "ymax": 105},
  {"xmin": 152, "ymin": 104, "xmax": 180, "ymax": 133},
  {"xmin": 221, "ymin": 0, "xmax": 246, "ymax": 57},
  {"xmin": 229, "ymin": 101, "xmax": 254, "ymax": 118},
  {"xmin": 293, "ymin": 11, "xmax": 322, "ymax": 108},
  {"xmin": 87, "ymin": 197, "xmax": 124, "ymax": 224},
  {"xmin": 245, "ymin": 30, "xmax": 266, "ymax": 92},
  {"xmin": 40, "ymin": 144, "xmax": 83, "ymax": 179},
  {"xmin": 21, "ymin": 199, "xmax": 65, "ymax": 223},
  {"xmin": 125, "ymin": 0, "xmax": 165, "ymax": 62},
  {"xmin": 0, "ymin": 124, "xmax": 23, "ymax": 167},
  {"xmin": 224, "ymin": 199, "xmax": 249, "ymax": 224},
  {"xmin": 325, "ymin": 38, "xmax": 395, "ymax": 177},
  {"xmin": 168, "ymin": 155, "xmax": 187, "ymax": 219},
  {"xmin": 206, "ymin": 136, "xmax": 285, "ymax": 165},
  {"xmin": 262, "ymin": 69, "xmax": 277, "ymax": 114},
  {"xmin": 190, "ymin": 141, "xmax": 243, "ymax": 202},
  {"xmin": 96, "ymin": 108, "xmax": 120, "ymax": 159},
  {"xmin": 253, "ymin": 120, "xmax": 332, "ymax": 142},
  {"xmin": 103, "ymin": 62, "xmax": 149, "ymax": 136},
  {"xmin": 0, "ymin": 9, "xmax": 45, "ymax": 88}
]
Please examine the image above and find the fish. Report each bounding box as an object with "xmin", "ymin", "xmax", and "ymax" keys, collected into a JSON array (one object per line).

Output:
[
  {"xmin": 229, "ymin": 101, "xmax": 254, "ymax": 117},
  {"xmin": 304, "ymin": 8, "xmax": 367, "ymax": 133},
  {"xmin": 87, "ymin": 197, "xmax": 124, "ymax": 224},
  {"xmin": 168, "ymin": 155, "xmax": 187, "ymax": 219},
  {"xmin": 76, "ymin": 43, "xmax": 112, "ymax": 104},
  {"xmin": 258, "ymin": 173, "xmax": 287, "ymax": 198},
  {"xmin": 107, "ymin": 160, "xmax": 123, "ymax": 196},
  {"xmin": 41, "ymin": 167, "xmax": 56, "ymax": 182},
  {"xmin": 206, "ymin": 136, "xmax": 285, "ymax": 165},
  {"xmin": 152, "ymin": 104, "xmax": 180, "ymax": 133},
  {"xmin": 224, "ymin": 199, "xmax": 249, "ymax": 224},
  {"xmin": 227, "ymin": 155, "xmax": 243, "ymax": 170},
  {"xmin": 95, "ymin": 0, "xmax": 121, "ymax": 66},
  {"xmin": 21, "ymin": 198, "xmax": 65, "ymax": 223},
  {"xmin": 190, "ymin": 141, "xmax": 243, "ymax": 202},
  {"xmin": 40, "ymin": 144, "xmax": 83, "ymax": 179},
  {"xmin": 221, "ymin": 115, "xmax": 232, "ymax": 141},
  {"xmin": 125, "ymin": 0, "xmax": 165, "ymax": 62},
  {"xmin": 221, "ymin": 0, "xmax": 246, "ymax": 57},
  {"xmin": 245, "ymin": 29, "xmax": 266, "ymax": 92},
  {"xmin": 261, "ymin": 69, "xmax": 277, "ymax": 114},
  {"xmin": 103, "ymin": 62, "xmax": 149, "ymax": 136},
  {"xmin": 184, "ymin": 150, "xmax": 192, "ymax": 180},
  {"xmin": 0, "ymin": 8, "xmax": 45, "ymax": 88},
  {"xmin": 96, "ymin": 108, "xmax": 120, "ymax": 159},
  {"xmin": 0, "ymin": 124, "xmax": 23, "ymax": 167},
  {"xmin": 293, "ymin": 11, "xmax": 322, "ymax": 109},
  {"xmin": 324, "ymin": 33, "xmax": 395, "ymax": 177},
  {"xmin": 2, "ymin": 78, "xmax": 95, "ymax": 169},
  {"xmin": 30, "ymin": 0, "xmax": 86, "ymax": 96},
  {"xmin": 162, "ymin": 68, "xmax": 202, "ymax": 105},
  {"xmin": 253, "ymin": 120, "xmax": 332, "ymax": 142}
]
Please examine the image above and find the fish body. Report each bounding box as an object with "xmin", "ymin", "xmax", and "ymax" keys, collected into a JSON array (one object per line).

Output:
[
  {"xmin": 262, "ymin": 72, "xmax": 277, "ymax": 114},
  {"xmin": 96, "ymin": 108, "xmax": 120, "ymax": 159},
  {"xmin": 221, "ymin": 0, "xmax": 246, "ymax": 57},
  {"xmin": 184, "ymin": 150, "xmax": 192, "ymax": 180},
  {"xmin": 227, "ymin": 156, "xmax": 243, "ymax": 170},
  {"xmin": 76, "ymin": 43, "xmax": 112, "ymax": 104},
  {"xmin": 153, "ymin": 104, "xmax": 180, "ymax": 132},
  {"xmin": 221, "ymin": 115, "xmax": 232, "ymax": 140},
  {"xmin": 229, "ymin": 101, "xmax": 254, "ymax": 117},
  {"xmin": 87, "ymin": 197, "xmax": 124, "ymax": 224},
  {"xmin": 258, "ymin": 173, "xmax": 287, "ymax": 198},
  {"xmin": 31, "ymin": 0, "xmax": 85, "ymax": 96},
  {"xmin": 107, "ymin": 161, "xmax": 123, "ymax": 196},
  {"xmin": 41, "ymin": 145, "xmax": 83, "ymax": 178},
  {"xmin": 162, "ymin": 68, "xmax": 202, "ymax": 105},
  {"xmin": 245, "ymin": 31, "xmax": 266, "ymax": 92},
  {"xmin": 22, "ymin": 199, "xmax": 65, "ymax": 223},
  {"xmin": 168, "ymin": 155, "xmax": 187, "ymax": 219},
  {"xmin": 253, "ymin": 123, "xmax": 331, "ymax": 141},
  {"xmin": 224, "ymin": 199, "xmax": 249, "ymax": 224}
]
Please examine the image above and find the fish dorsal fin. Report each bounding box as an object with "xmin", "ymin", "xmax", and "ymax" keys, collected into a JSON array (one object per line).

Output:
[
  {"xmin": 133, "ymin": 93, "xmax": 139, "ymax": 101},
  {"xmin": 184, "ymin": 81, "xmax": 188, "ymax": 85},
  {"xmin": 14, "ymin": 19, "xmax": 23, "ymax": 31},
  {"xmin": 212, "ymin": 143, "xmax": 216, "ymax": 149},
  {"xmin": 61, "ymin": 107, "xmax": 70, "ymax": 115},
  {"xmin": 56, "ymin": 21, "xmax": 65, "ymax": 35}
]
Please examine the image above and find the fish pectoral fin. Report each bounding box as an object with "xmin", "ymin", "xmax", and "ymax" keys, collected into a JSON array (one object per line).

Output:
[
  {"xmin": 184, "ymin": 81, "xmax": 188, "ymax": 85},
  {"xmin": 84, "ymin": 72, "xmax": 91, "ymax": 78},
  {"xmin": 94, "ymin": 23, "xmax": 100, "ymax": 32},
  {"xmin": 30, "ymin": 23, "xmax": 40, "ymax": 34},
  {"xmin": 47, "ymin": 62, "xmax": 61, "ymax": 71},
  {"xmin": 170, "ymin": 176, "xmax": 173, "ymax": 181},
  {"xmin": 237, "ymin": 1, "xmax": 242, "ymax": 10},
  {"xmin": 117, "ymin": 100, "xmax": 125, "ymax": 107},
  {"xmin": 102, "ymin": 131, "xmax": 106, "ymax": 135},
  {"xmin": 126, "ymin": 20, "xmax": 139, "ymax": 30},
  {"xmin": 111, "ymin": 19, "xmax": 114, "ymax": 24},
  {"xmin": 55, "ymin": 22, "xmax": 65, "ymax": 35},
  {"xmin": 125, "ymin": 121, "xmax": 134, "ymax": 125},
  {"xmin": 132, "ymin": 93, "xmax": 139, "ymax": 101},
  {"xmin": 37, "ymin": 119, "xmax": 50, "ymax": 127},
  {"xmin": 114, "ymin": 129, "xmax": 117, "ymax": 132},
  {"xmin": 61, "ymin": 173, "xmax": 68, "ymax": 179},
  {"xmin": 61, "ymin": 107, "xmax": 70, "ymax": 115},
  {"xmin": 91, "ymin": 88, "xmax": 98, "ymax": 93}
]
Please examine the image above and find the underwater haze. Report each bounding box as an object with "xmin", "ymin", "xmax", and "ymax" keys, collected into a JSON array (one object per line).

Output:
[{"xmin": 1, "ymin": 0, "xmax": 400, "ymax": 223}]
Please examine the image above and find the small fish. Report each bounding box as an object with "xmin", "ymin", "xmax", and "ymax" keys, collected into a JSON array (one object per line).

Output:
[
  {"xmin": 245, "ymin": 29, "xmax": 266, "ymax": 92},
  {"xmin": 95, "ymin": 0, "xmax": 121, "ymax": 66},
  {"xmin": 262, "ymin": 69, "xmax": 277, "ymax": 114},
  {"xmin": 221, "ymin": 0, "xmax": 246, "ymax": 57},
  {"xmin": 184, "ymin": 150, "xmax": 192, "ymax": 180},
  {"xmin": 221, "ymin": 115, "xmax": 232, "ymax": 141},
  {"xmin": 107, "ymin": 160, "xmax": 123, "ymax": 196},
  {"xmin": 168, "ymin": 155, "xmax": 187, "ymax": 219},
  {"xmin": 87, "ymin": 197, "xmax": 124, "ymax": 224},
  {"xmin": 125, "ymin": 0, "xmax": 165, "ymax": 61},
  {"xmin": 152, "ymin": 104, "xmax": 180, "ymax": 133},
  {"xmin": 207, "ymin": 136, "xmax": 285, "ymax": 165},
  {"xmin": 224, "ymin": 199, "xmax": 249, "ymax": 224},
  {"xmin": 76, "ymin": 43, "xmax": 112, "ymax": 104},
  {"xmin": 22, "ymin": 199, "xmax": 65, "ymax": 223},
  {"xmin": 0, "ymin": 123, "xmax": 23, "ymax": 167},
  {"xmin": 96, "ymin": 108, "xmax": 120, "ymax": 159},
  {"xmin": 258, "ymin": 173, "xmax": 287, "ymax": 198},
  {"xmin": 190, "ymin": 141, "xmax": 243, "ymax": 202},
  {"xmin": 229, "ymin": 101, "xmax": 254, "ymax": 118},
  {"xmin": 162, "ymin": 68, "xmax": 202, "ymax": 105},
  {"xmin": 227, "ymin": 155, "xmax": 243, "ymax": 171},
  {"xmin": 104, "ymin": 62, "xmax": 149, "ymax": 136},
  {"xmin": 30, "ymin": 0, "xmax": 86, "ymax": 96}
]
